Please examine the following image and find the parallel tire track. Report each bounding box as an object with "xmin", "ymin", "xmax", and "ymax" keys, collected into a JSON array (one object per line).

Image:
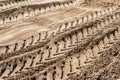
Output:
[
  {"xmin": 1, "ymin": 10, "xmax": 120, "ymax": 80},
  {"xmin": 0, "ymin": 1, "xmax": 120, "ymax": 80}
]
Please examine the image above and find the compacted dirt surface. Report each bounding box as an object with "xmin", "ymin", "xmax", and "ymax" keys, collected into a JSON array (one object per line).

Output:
[{"xmin": 0, "ymin": 0, "xmax": 120, "ymax": 80}]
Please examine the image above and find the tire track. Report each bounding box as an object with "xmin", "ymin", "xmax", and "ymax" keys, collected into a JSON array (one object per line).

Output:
[
  {"xmin": 0, "ymin": 6, "xmax": 119, "ymax": 61},
  {"xmin": 0, "ymin": 11, "xmax": 119, "ymax": 79},
  {"xmin": 10, "ymin": 25, "xmax": 120, "ymax": 80}
]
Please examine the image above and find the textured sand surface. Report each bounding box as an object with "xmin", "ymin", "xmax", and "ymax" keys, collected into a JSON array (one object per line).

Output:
[{"xmin": 0, "ymin": 0, "xmax": 120, "ymax": 80}]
